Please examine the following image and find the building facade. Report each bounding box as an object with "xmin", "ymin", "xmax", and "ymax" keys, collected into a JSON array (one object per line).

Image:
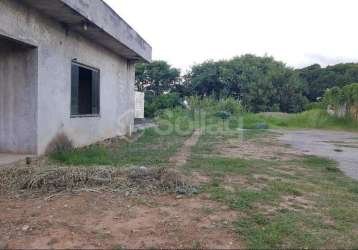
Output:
[{"xmin": 0, "ymin": 0, "xmax": 151, "ymax": 155}]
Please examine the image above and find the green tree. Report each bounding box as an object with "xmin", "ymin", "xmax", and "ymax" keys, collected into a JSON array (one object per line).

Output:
[
  {"xmin": 135, "ymin": 61, "xmax": 180, "ymax": 96},
  {"xmin": 185, "ymin": 54, "xmax": 308, "ymax": 113},
  {"xmin": 298, "ymin": 63, "xmax": 358, "ymax": 102}
]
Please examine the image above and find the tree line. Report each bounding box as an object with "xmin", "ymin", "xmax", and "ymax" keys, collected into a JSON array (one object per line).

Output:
[{"xmin": 135, "ymin": 55, "xmax": 358, "ymax": 115}]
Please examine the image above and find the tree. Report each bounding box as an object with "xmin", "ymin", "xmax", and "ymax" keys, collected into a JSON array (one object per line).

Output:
[
  {"xmin": 298, "ymin": 63, "xmax": 358, "ymax": 102},
  {"xmin": 185, "ymin": 54, "xmax": 308, "ymax": 113},
  {"xmin": 135, "ymin": 61, "xmax": 180, "ymax": 96}
]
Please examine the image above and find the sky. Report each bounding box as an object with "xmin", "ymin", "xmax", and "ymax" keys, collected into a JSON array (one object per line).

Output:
[{"xmin": 104, "ymin": 0, "xmax": 358, "ymax": 72}]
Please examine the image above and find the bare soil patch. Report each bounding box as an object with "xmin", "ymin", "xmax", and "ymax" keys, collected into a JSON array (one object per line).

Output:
[
  {"xmin": 217, "ymin": 136, "xmax": 302, "ymax": 161},
  {"xmin": 0, "ymin": 192, "xmax": 241, "ymax": 249},
  {"xmin": 257, "ymin": 195, "xmax": 315, "ymax": 217},
  {"xmin": 190, "ymin": 171, "xmax": 211, "ymax": 186}
]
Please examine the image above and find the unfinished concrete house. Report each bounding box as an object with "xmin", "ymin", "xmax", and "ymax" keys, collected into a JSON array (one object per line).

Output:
[{"xmin": 0, "ymin": 0, "xmax": 152, "ymax": 162}]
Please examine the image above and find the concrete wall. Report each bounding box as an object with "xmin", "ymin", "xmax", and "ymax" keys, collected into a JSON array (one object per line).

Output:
[
  {"xmin": 0, "ymin": 39, "xmax": 38, "ymax": 154},
  {"xmin": 0, "ymin": 0, "xmax": 135, "ymax": 154},
  {"xmin": 61, "ymin": 0, "xmax": 152, "ymax": 62}
]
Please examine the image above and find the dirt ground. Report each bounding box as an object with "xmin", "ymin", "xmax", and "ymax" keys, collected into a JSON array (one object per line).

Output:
[
  {"xmin": 0, "ymin": 192, "xmax": 241, "ymax": 249},
  {"xmin": 217, "ymin": 135, "xmax": 303, "ymax": 161},
  {"xmin": 2, "ymin": 128, "xmax": 356, "ymax": 248},
  {"xmin": 0, "ymin": 129, "xmax": 242, "ymax": 249}
]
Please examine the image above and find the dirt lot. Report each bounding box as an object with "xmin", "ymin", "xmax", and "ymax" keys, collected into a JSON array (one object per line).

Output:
[
  {"xmin": 0, "ymin": 130, "xmax": 241, "ymax": 249},
  {"xmin": 1, "ymin": 128, "xmax": 358, "ymax": 248},
  {"xmin": 0, "ymin": 192, "xmax": 240, "ymax": 249}
]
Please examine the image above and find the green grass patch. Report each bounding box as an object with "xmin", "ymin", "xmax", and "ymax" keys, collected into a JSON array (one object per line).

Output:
[
  {"xmin": 51, "ymin": 127, "xmax": 191, "ymax": 167},
  {"xmin": 244, "ymin": 109, "xmax": 358, "ymax": 131}
]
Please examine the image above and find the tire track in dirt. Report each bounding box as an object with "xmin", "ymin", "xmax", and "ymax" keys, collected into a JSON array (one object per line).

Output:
[{"xmin": 169, "ymin": 129, "xmax": 202, "ymax": 167}]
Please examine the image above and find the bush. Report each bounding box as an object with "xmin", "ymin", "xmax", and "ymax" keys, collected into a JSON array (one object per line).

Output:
[
  {"xmin": 305, "ymin": 101, "xmax": 325, "ymax": 110},
  {"xmin": 187, "ymin": 96, "xmax": 242, "ymax": 115},
  {"xmin": 145, "ymin": 92, "xmax": 182, "ymax": 117},
  {"xmin": 46, "ymin": 133, "xmax": 74, "ymax": 155},
  {"xmin": 217, "ymin": 97, "xmax": 242, "ymax": 114},
  {"xmin": 215, "ymin": 111, "xmax": 232, "ymax": 120},
  {"xmin": 324, "ymin": 83, "xmax": 358, "ymax": 108}
]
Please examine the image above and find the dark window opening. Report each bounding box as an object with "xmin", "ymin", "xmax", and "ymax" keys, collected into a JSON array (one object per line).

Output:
[{"xmin": 71, "ymin": 62, "xmax": 100, "ymax": 117}]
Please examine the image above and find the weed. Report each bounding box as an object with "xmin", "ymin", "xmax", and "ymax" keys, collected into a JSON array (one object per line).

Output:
[{"xmin": 46, "ymin": 133, "xmax": 74, "ymax": 154}]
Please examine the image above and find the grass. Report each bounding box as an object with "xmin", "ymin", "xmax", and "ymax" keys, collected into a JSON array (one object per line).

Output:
[
  {"xmin": 241, "ymin": 109, "xmax": 358, "ymax": 131},
  {"xmin": 51, "ymin": 127, "xmax": 191, "ymax": 166},
  {"xmin": 49, "ymin": 106, "xmax": 358, "ymax": 248},
  {"xmin": 184, "ymin": 122, "xmax": 358, "ymax": 248}
]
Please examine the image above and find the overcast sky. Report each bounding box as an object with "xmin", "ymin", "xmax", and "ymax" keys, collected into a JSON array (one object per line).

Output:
[{"xmin": 104, "ymin": 0, "xmax": 358, "ymax": 72}]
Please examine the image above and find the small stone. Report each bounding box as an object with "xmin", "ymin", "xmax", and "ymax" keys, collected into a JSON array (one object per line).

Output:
[
  {"xmin": 176, "ymin": 195, "xmax": 183, "ymax": 199},
  {"xmin": 125, "ymin": 191, "xmax": 130, "ymax": 197},
  {"xmin": 64, "ymin": 204, "xmax": 68, "ymax": 208},
  {"xmin": 22, "ymin": 225, "xmax": 30, "ymax": 231}
]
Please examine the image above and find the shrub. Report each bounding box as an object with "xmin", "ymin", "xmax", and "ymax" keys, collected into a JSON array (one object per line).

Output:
[
  {"xmin": 145, "ymin": 92, "xmax": 182, "ymax": 117},
  {"xmin": 187, "ymin": 96, "xmax": 242, "ymax": 115},
  {"xmin": 324, "ymin": 83, "xmax": 358, "ymax": 108},
  {"xmin": 46, "ymin": 133, "xmax": 74, "ymax": 155},
  {"xmin": 217, "ymin": 97, "xmax": 242, "ymax": 114},
  {"xmin": 305, "ymin": 101, "xmax": 325, "ymax": 111},
  {"xmin": 215, "ymin": 111, "xmax": 232, "ymax": 120}
]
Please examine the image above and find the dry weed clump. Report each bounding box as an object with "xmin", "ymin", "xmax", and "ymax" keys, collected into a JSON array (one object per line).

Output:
[
  {"xmin": 45, "ymin": 133, "xmax": 74, "ymax": 154},
  {"xmin": 0, "ymin": 166, "xmax": 197, "ymax": 195}
]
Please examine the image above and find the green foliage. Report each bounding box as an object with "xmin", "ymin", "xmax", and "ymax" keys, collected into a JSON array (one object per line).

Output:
[
  {"xmin": 215, "ymin": 111, "xmax": 231, "ymax": 120},
  {"xmin": 323, "ymin": 83, "xmax": 358, "ymax": 116},
  {"xmin": 135, "ymin": 60, "xmax": 180, "ymax": 96},
  {"xmin": 298, "ymin": 63, "xmax": 358, "ymax": 102},
  {"xmin": 342, "ymin": 83, "xmax": 358, "ymax": 105},
  {"xmin": 185, "ymin": 55, "xmax": 308, "ymax": 113},
  {"xmin": 51, "ymin": 126, "xmax": 191, "ymax": 167},
  {"xmin": 242, "ymin": 109, "xmax": 358, "ymax": 131},
  {"xmin": 144, "ymin": 92, "xmax": 182, "ymax": 117},
  {"xmin": 136, "ymin": 59, "xmax": 358, "ymax": 115},
  {"xmin": 304, "ymin": 101, "xmax": 325, "ymax": 110},
  {"xmin": 187, "ymin": 96, "xmax": 242, "ymax": 115},
  {"xmin": 323, "ymin": 86, "xmax": 346, "ymax": 107}
]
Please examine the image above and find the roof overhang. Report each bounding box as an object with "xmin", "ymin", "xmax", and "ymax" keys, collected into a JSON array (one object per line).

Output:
[{"xmin": 21, "ymin": 0, "xmax": 152, "ymax": 62}]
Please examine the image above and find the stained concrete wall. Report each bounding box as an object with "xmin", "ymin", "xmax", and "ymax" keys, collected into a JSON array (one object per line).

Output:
[
  {"xmin": 0, "ymin": 39, "xmax": 37, "ymax": 154},
  {"xmin": 0, "ymin": 0, "xmax": 136, "ymax": 154}
]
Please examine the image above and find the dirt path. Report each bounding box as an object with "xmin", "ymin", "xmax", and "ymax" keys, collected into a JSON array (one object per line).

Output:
[
  {"xmin": 170, "ymin": 129, "xmax": 202, "ymax": 167},
  {"xmin": 279, "ymin": 129, "xmax": 358, "ymax": 180}
]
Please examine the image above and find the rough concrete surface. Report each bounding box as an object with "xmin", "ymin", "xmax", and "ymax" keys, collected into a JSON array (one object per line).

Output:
[
  {"xmin": 280, "ymin": 130, "xmax": 358, "ymax": 180},
  {"xmin": 0, "ymin": 0, "xmax": 151, "ymax": 155},
  {"xmin": 0, "ymin": 153, "xmax": 33, "ymax": 167},
  {"xmin": 0, "ymin": 38, "xmax": 37, "ymax": 154}
]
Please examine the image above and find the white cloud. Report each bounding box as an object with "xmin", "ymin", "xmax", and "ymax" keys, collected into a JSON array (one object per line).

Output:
[{"xmin": 105, "ymin": 0, "xmax": 358, "ymax": 71}]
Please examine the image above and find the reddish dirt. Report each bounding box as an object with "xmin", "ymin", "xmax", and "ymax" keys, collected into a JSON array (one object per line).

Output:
[{"xmin": 0, "ymin": 192, "xmax": 242, "ymax": 249}]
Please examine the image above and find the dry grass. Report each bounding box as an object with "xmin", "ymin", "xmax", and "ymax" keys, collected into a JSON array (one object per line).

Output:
[{"xmin": 0, "ymin": 165, "xmax": 196, "ymax": 195}]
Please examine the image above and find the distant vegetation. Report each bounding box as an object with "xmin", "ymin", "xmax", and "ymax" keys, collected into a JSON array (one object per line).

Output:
[
  {"xmin": 298, "ymin": 64, "xmax": 358, "ymax": 102},
  {"xmin": 323, "ymin": 83, "xmax": 358, "ymax": 108},
  {"xmin": 135, "ymin": 56, "xmax": 358, "ymax": 117}
]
